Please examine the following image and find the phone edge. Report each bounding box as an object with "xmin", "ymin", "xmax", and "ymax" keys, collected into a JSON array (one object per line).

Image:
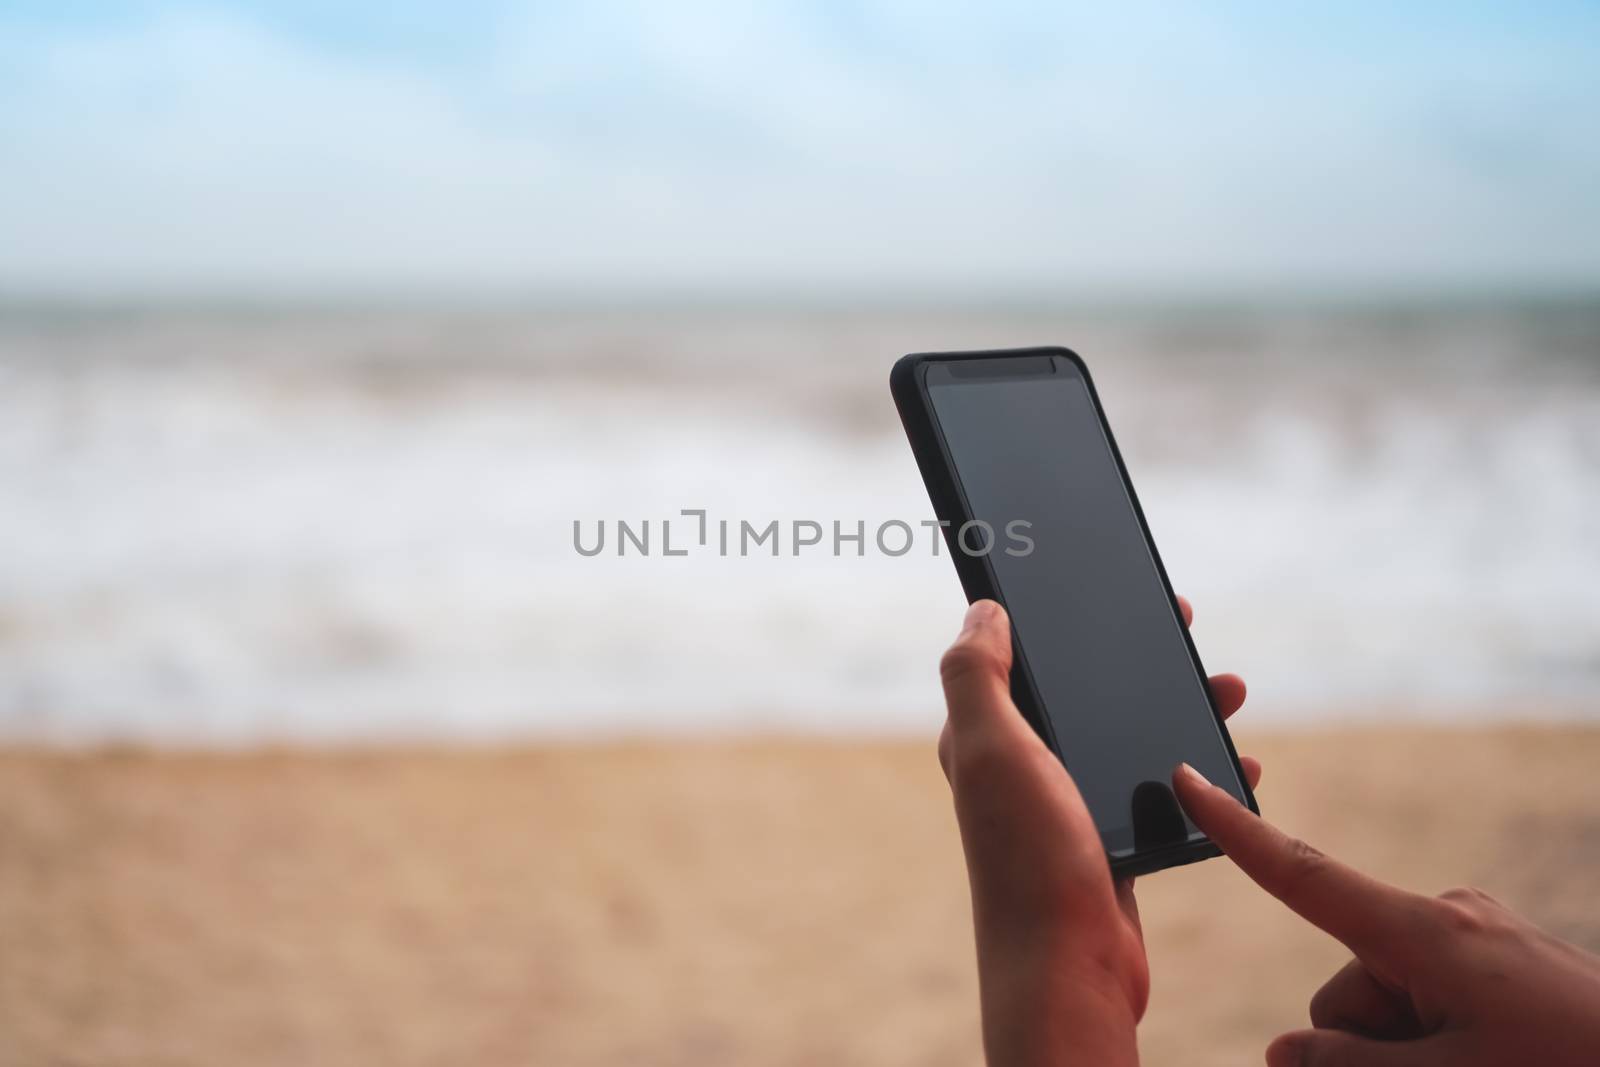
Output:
[{"xmin": 889, "ymin": 346, "xmax": 1259, "ymax": 878}]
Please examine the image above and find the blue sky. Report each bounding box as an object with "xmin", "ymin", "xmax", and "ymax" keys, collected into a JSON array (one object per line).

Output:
[{"xmin": 2, "ymin": 2, "xmax": 1597, "ymax": 297}]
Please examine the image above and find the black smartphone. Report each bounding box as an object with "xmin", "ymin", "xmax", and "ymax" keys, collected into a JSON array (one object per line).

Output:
[{"xmin": 891, "ymin": 346, "xmax": 1257, "ymax": 877}]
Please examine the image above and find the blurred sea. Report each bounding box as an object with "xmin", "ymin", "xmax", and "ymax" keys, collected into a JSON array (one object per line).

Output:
[{"xmin": 2, "ymin": 298, "xmax": 1598, "ymax": 743}]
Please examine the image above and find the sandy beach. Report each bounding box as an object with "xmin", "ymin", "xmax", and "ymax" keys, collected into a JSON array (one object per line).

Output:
[{"xmin": 3, "ymin": 726, "xmax": 1597, "ymax": 1066}]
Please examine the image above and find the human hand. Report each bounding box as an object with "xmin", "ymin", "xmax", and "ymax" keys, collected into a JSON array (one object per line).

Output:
[
  {"xmin": 937, "ymin": 597, "xmax": 1258, "ymax": 1066},
  {"xmin": 1173, "ymin": 762, "xmax": 1600, "ymax": 1066}
]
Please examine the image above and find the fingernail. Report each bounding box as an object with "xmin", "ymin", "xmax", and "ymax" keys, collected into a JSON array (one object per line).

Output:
[
  {"xmin": 960, "ymin": 600, "xmax": 993, "ymax": 634},
  {"xmin": 1177, "ymin": 762, "xmax": 1210, "ymax": 787}
]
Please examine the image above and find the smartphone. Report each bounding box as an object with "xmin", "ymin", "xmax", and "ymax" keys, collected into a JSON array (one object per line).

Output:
[{"xmin": 891, "ymin": 346, "xmax": 1257, "ymax": 877}]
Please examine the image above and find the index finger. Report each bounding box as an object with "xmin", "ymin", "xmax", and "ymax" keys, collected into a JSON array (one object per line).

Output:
[{"xmin": 1172, "ymin": 762, "xmax": 1428, "ymax": 963}]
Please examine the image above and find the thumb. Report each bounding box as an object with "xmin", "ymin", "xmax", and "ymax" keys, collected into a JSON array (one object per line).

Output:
[
  {"xmin": 1268, "ymin": 1029, "xmax": 1450, "ymax": 1067},
  {"xmin": 938, "ymin": 599, "xmax": 1017, "ymax": 739}
]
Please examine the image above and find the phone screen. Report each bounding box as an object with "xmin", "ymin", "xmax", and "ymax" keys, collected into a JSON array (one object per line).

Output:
[{"xmin": 925, "ymin": 354, "xmax": 1249, "ymax": 858}]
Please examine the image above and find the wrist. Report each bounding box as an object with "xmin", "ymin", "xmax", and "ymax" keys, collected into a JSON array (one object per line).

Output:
[{"xmin": 977, "ymin": 941, "xmax": 1142, "ymax": 1067}]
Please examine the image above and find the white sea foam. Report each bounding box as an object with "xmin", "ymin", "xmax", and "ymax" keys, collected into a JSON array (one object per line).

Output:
[{"xmin": 2, "ymin": 303, "xmax": 1597, "ymax": 742}]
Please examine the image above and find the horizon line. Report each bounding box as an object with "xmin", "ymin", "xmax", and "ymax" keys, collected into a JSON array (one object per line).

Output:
[{"xmin": 3, "ymin": 280, "xmax": 1598, "ymax": 315}]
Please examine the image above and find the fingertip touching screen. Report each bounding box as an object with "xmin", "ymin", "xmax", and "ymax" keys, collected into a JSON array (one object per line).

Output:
[{"xmin": 925, "ymin": 354, "xmax": 1248, "ymax": 858}]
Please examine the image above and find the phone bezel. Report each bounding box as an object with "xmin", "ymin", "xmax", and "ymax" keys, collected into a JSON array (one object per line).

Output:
[{"xmin": 890, "ymin": 345, "xmax": 1259, "ymax": 879}]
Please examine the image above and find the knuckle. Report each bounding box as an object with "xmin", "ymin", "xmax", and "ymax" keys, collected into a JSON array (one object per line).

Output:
[
  {"xmin": 1430, "ymin": 890, "xmax": 1490, "ymax": 935},
  {"xmin": 1433, "ymin": 886, "xmax": 1511, "ymax": 937},
  {"xmin": 1275, "ymin": 835, "xmax": 1331, "ymax": 895},
  {"xmin": 1307, "ymin": 982, "xmax": 1340, "ymax": 1029},
  {"xmin": 1438, "ymin": 885, "xmax": 1501, "ymax": 909},
  {"xmin": 951, "ymin": 733, "xmax": 1014, "ymax": 791},
  {"xmin": 939, "ymin": 641, "xmax": 1004, "ymax": 688}
]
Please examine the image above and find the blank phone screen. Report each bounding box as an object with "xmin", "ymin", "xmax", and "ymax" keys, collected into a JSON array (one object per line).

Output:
[{"xmin": 926, "ymin": 354, "xmax": 1248, "ymax": 857}]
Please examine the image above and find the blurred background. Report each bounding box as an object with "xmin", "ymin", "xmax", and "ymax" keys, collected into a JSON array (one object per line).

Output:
[{"xmin": 2, "ymin": 3, "xmax": 1598, "ymax": 1065}]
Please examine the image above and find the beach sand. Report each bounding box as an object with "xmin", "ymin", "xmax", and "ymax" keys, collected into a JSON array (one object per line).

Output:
[{"xmin": 3, "ymin": 727, "xmax": 1598, "ymax": 1066}]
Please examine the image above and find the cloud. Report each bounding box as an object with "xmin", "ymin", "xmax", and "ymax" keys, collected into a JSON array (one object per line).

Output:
[{"xmin": 1, "ymin": 3, "xmax": 1597, "ymax": 296}]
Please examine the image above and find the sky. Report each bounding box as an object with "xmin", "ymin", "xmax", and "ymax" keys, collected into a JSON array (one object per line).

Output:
[{"xmin": 2, "ymin": 2, "xmax": 1598, "ymax": 299}]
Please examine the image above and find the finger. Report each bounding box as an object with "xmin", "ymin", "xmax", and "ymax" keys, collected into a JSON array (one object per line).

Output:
[
  {"xmin": 939, "ymin": 600, "xmax": 1018, "ymax": 739},
  {"xmin": 1207, "ymin": 668, "xmax": 1256, "ymax": 788},
  {"xmin": 939, "ymin": 601, "xmax": 1109, "ymax": 914},
  {"xmin": 936, "ymin": 721, "xmax": 953, "ymax": 781},
  {"xmin": 1268, "ymin": 1028, "xmax": 1450, "ymax": 1067},
  {"xmin": 1240, "ymin": 755, "xmax": 1262, "ymax": 790},
  {"xmin": 1177, "ymin": 595, "xmax": 1193, "ymax": 627},
  {"xmin": 1209, "ymin": 674, "xmax": 1255, "ymax": 785},
  {"xmin": 1309, "ymin": 959, "xmax": 1418, "ymax": 1038},
  {"xmin": 1172, "ymin": 762, "xmax": 1428, "ymax": 962},
  {"xmin": 1208, "ymin": 672, "xmax": 1247, "ymax": 718}
]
